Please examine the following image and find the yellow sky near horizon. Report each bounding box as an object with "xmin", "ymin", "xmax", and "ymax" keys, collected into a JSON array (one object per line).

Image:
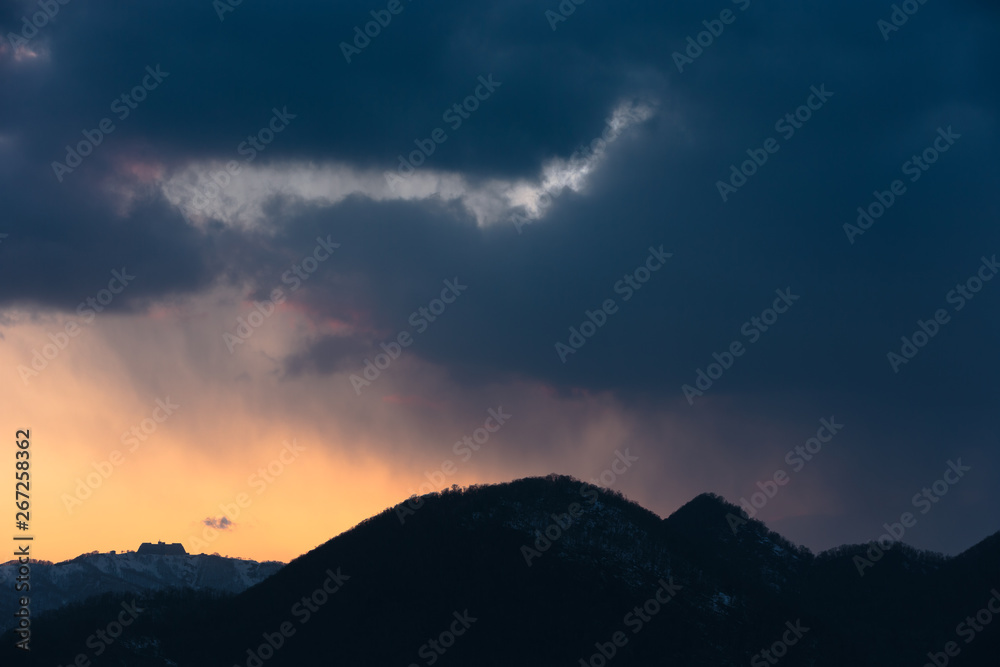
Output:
[
  {"xmin": 1, "ymin": 304, "xmax": 447, "ymax": 563},
  {"xmin": 1, "ymin": 295, "xmax": 681, "ymax": 564}
]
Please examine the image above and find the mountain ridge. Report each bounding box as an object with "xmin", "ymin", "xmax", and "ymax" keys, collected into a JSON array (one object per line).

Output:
[{"xmin": 4, "ymin": 475, "xmax": 997, "ymax": 666}]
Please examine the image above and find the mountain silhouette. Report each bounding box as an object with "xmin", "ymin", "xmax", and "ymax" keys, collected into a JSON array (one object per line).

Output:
[{"xmin": 3, "ymin": 475, "xmax": 998, "ymax": 666}]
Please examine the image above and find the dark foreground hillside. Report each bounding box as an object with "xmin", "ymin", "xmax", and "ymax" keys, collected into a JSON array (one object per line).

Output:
[{"xmin": 4, "ymin": 475, "xmax": 998, "ymax": 666}]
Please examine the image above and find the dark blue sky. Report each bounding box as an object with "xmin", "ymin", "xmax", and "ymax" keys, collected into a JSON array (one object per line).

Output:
[{"xmin": 1, "ymin": 0, "xmax": 997, "ymax": 559}]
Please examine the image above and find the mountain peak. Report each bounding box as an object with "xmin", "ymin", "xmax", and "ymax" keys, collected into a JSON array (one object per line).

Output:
[
  {"xmin": 669, "ymin": 491, "xmax": 741, "ymax": 517},
  {"xmin": 137, "ymin": 541, "xmax": 187, "ymax": 555}
]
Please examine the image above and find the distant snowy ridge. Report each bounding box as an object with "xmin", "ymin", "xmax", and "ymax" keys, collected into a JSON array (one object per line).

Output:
[{"xmin": 0, "ymin": 551, "xmax": 283, "ymax": 633}]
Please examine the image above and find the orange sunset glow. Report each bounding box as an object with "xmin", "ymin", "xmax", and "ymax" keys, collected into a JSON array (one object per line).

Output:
[{"xmin": 3, "ymin": 290, "xmax": 713, "ymax": 564}]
